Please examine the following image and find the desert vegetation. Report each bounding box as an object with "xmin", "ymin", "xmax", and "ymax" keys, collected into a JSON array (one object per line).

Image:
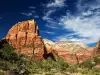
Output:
[{"xmin": 0, "ymin": 40, "xmax": 100, "ymax": 75}]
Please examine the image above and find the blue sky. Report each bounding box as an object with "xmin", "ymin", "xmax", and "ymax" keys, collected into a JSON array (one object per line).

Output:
[{"xmin": 0, "ymin": 0, "xmax": 100, "ymax": 47}]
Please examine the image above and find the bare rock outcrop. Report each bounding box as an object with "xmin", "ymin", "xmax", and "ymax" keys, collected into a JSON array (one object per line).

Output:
[
  {"xmin": 93, "ymin": 40, "xmax": 100, "ymax": 55},
  {"xmin": 43, "ymin": 39, "xmax": 94, "ymax": 64},
  {"xmin": 4, "ymin": 19, "xmax": 44, "ymax": 58}
]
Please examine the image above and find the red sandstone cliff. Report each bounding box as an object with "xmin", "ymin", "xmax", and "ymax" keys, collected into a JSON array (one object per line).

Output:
[
  {"xmin": 43, "ymin": 39, "xmax": 94, "ymax": 64},
  {"xmin": 4, "ymin": 19, "xmax": 44, "ymax": 58}
]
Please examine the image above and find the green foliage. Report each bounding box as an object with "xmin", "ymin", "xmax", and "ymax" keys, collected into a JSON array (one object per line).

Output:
[
  {"xmin": 94, "ymin": 56, "xmax": 100, "ymax": 64},
  {"xmin": 0, "ymin": 69, "xmax": 5, "ymax": 75},
  {"xmin": 0, "ymin": 40, "xmax": 100, "ymax": 75},
  {"xmin": 24, "ymin": 57, "xmax": 69, "ymax": 73},
  {"xmin": 79, "ymin": 60, "xmax": 95, "ymax": 69},
  {"xmin": 0, "ymin": 42, "xmax": 22, "ymax": 63},
  {"xmin": 67, "ymin": 65, "xmax": 78, "ymax": 73},
  {"xmin": 0, "ymin": 60, "xmax": 11, "ymax": 70}
]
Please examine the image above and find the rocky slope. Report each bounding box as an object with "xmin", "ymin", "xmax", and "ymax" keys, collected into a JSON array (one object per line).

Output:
[
  {"xmin": 43, "ymin": 39, "xmax": 95, "ymax": 64},
  {"xmin": 93, "ymin": 40, "xmax": 100, "ymax": 55},
  {"xmin": 56, "ymin": 41, "xmax": 88, "ymax": 52}
]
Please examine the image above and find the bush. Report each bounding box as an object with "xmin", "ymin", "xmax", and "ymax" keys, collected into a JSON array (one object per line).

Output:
[
  {"xmin": 0, "ymin": 69, "xmax": 5, "ymax": 75},
  {"xmin": 94, "ymin": 56, "xmax": 100, "ymax": 64},
  {"xmin": 79, "ymin": 60, "xmax": 95, "ymax": 69}
]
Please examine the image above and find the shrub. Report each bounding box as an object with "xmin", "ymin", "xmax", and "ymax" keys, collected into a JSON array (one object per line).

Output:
[
  {"xmin": 0, "ymin": 69, "xmax": 5, "ymax": 75},
  {"xmin": 94, "ymin": 56, "xmax": 100, "ymax": 64},
  {"xmin": 79, "ymin": 60, "xmax": 95, "ymax": 69}
]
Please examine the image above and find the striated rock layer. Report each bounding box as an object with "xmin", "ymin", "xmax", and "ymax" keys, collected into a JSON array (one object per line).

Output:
[
  {"xmin": 43, "ymin": 39, "xmax": 94, "ymax": 64},
  {"xmin": 4, "ymin": 19, "xmax": 44, "ymax": 58}
]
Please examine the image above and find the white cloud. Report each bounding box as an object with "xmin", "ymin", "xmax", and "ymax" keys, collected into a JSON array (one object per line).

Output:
[
  {"xmin": 21, "ymin": 6, "xmax": 39, "ymax": 18},
  {"xmin": 82, "ymin": 11, "xmax": 93, "ymax": 16},
  {"xmin": 54, "ymin": 36, "xmax": 82, "ymax": 42},
  {"xmin": 58, "ymin": 0, "xmax": 100, "ymax": 44},
  {"xmin": 34, "ymin": 15, "xmax": 39, "ymax": 18},
  {"xmin": 42, "ymin": 0, "xmax": 66, "ymax": 29},
  {"xmin": 41, "ymin": 0, "xmax": 100, "ymax": 45},
  {"xmin": 77, "ymin": 0, "xmax": 100, "ymax": 12},
  {"xmin": 41, "ymin": 31, "xmax": 55, "ymax": 35},
  {"xmin": 47, "ymin": 0, "xmax": 66, "ymax": 8},
  {"xmin": 43, "ymin": 9, "xmax": 56, "ymax": 21},
  {"xmin": 21, "ymin": 12, "xmax": 39, "ymax": 18},
  {"xmin": 53, "ymin": 33, "xmax": 79, "ymax": 41},
  {"xmin": 46, "ymin": 31, "xmax": 55, "ymax": 35},
  {"xmin": 46, "ymin": 24, "xmax": 59, "ymax": 29},
  {"xmin": 54, "ymin": 35, "xmax": 91, "ymax": 44},
  {"xmin": 21, "ymin": 12, "xmax": 33, "ymax": 16}
]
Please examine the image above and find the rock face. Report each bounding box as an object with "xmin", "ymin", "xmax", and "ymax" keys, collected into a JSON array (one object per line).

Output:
[
  {"xmin": 93, "ymin": 40, "xmax": 100, "ymax": 55},
  {"xmin": 43, "ymin": 39, "xmax": 94, "ymax": 64},
  {"xmin": 55, "ymin": 41, "xmax": 89, "ymax": 53},
  {"xmin": 4, "ymin": 19, "xmax": 44, "ymax": 58}
]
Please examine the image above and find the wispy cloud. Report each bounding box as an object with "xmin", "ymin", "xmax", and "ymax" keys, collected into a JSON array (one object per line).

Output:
[
  {"xmin": 46, "ymin": 24, "xmax": 59, "ymax": 29},
  {"xmin": 77, "ymin": 0, "xmax": 100, "ymax": 12},
  {"xmin": 42, "ymin": 0, "xmax": 66, "ymax": 29},
  {"xmin": 47, "ymin": 0, "xmax": 66, "ymax": 8},
  {"xmin": 53, "ymin": 33, "xmax": 79, "ymax": 41},
  {"xmin": 42, "ymin": 0, "xmax": 100, "ymax": 45},
  {"xmin": 21, "ymin": 6, "xmax": 40, "ymax": 18},
  {"xmin": 21, "ymin": 12, "xmax": 33, "ymax": 16},
  {"xmin": 45, "ymin": 31, "xmax": 55, "ymax": 35},
  {"xmin": 21, "ymin": 12, "xmax": 39, "ymax": 18},
  {"xmin": 41, "ymin": 31, "xmax": 55, "ymax": 35},
  {"xmin": 57, "ymin": 0, "xmax": 100, "ymax": 44},
  {"xmin": 43, "ymin": 9, "xmax": 56, "ymax": 21},
  {"xmin": 34, "ymin": 15, "xmax": 39, "ymax": 18},
  {"xmin": 20, "ymin": 6, "xmax": 40, "ymax": 18}
]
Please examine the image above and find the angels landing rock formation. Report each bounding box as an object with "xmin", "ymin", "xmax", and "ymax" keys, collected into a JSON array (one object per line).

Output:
[{"xmin": 4, "ymin": 19, "xmax": 44, "ymax": 58}]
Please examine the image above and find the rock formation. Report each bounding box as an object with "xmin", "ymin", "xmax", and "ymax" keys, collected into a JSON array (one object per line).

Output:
[
  {"xmin": 43, "ymin": 39, "xmax": 94, "ymax": 64},
  {"xmin": 2, "ymin": 19, "xmax": 100, "ymax": 64},
  {"xmin": 4, "ymin": 19, "xmax": 44, "ymax": 58},
  {"xmin": 93, "ymin": 40, "xmax": 100, "ymax": 55}
]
